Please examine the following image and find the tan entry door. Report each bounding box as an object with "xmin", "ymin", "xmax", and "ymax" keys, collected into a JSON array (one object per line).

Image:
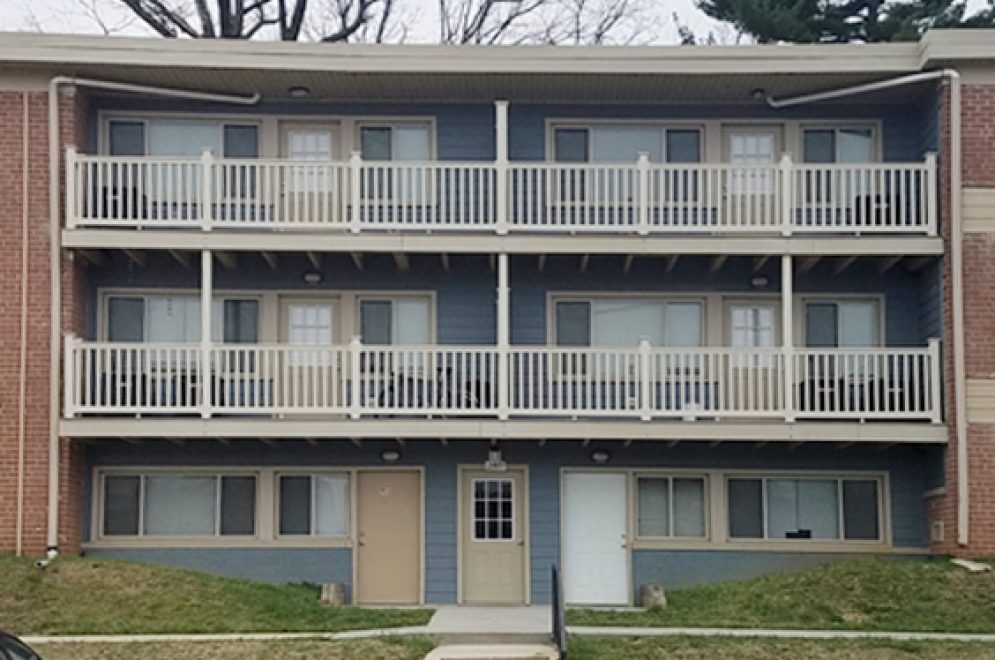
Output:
[
  {"xmin": 356, "ymin": 470, "xmax": 422, "ymax": 604},
  {"xmin": 461, "ymin": 468, "xmax": 527, "ymax": 604}
]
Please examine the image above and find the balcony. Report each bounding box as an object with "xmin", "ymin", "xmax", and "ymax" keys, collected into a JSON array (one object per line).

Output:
[
  {"xmin": 64, "ymin": 338, "xmax": 942, "ymax": 423},
  {"xmin": 66, "ymin": 150, "xmax": 938, "ymax": 237}
]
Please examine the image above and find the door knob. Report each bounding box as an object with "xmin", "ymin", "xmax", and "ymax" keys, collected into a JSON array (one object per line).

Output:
[{"xmin": 620, "ymin": 533, "xmax": 627, "ymax": 548}]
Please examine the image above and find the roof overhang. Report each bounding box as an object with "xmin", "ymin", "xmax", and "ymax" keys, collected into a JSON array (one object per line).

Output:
[{"xmin": 1, "ymin": 30, "xmax": 992, "ymax": 103}]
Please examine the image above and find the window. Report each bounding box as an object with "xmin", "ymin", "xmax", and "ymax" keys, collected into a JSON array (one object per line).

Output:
[
  {"xmin": 359, "ymin": 124, "xmax": 431, "ymax": 201},
  {"xmin": 101, "ymin": 473, "xmax": 256, "ymax": 537},
  {"xmin": 106, "ymin": 294, "xmax": 259, "ymax": 344},
  {"xmin": 803, "ymin": 127, "xmax": 875, "ymax": 164},
  {"xmin": 637, "ymin": 476, "xmax": 707, "ymax": 538},
  {"xmin": 359, "ymin": 298, "xmax": 431, "ymax": 345},
  {"xmin": 804, "ymin": 301, "xmax": 878, "ymax": 348},
  {"xmin": 730, "ymin": 304, "xmax": 776, "ymax": 367},
  {"xmin": 360, "ymin": 124, "xmax": 430, "ymax": 162},
  {"xmin": 552, "ymin": 125, "xmax": 700, "ymax": 164},
  {"xmin": 472, "ymin": 478, "xmax": 514, "ymax": 541},
  {"xmin": 108, "ymin": 119, "xmax": 259, "ymax": 159},
  {"xmin": 278, "ymin": 474, "xmax": 350, "ymax": 537},
  {"xmin": 287, "ymin": 129, "xmax": 335, "ymax": 192},
  {"xmin": 554, "ymin": 299, "xmax": 702, "ymax": 348},
  {"xmin": 727, "ymin": 476, "xmax": 881, "ymax": 541}
]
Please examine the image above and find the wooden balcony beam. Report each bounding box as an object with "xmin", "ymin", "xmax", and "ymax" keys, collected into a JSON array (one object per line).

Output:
[
  {"xmin": 752, "ymin": 255, "xmax": 771, "ymax": 273},
  {"xmin": 260, "ymin": 252, "xmax": 278, "ymax": 270},
  {"xmin": 878, "ymin": 255, "xmax": 903, "ymax": 274},
  {"xmin": 350, "ymin": 252, "xmax": 363, "ymax": 270},
  {"xmin": 168, "ymin": 250, "xmax": 191, "ymax": 269},
  {"xmin": 306, "ymin": 251, "xmax": 321, "ymax": 270},
  {"xmin": 709, "ymin": 255, "xmax": 728, "ymax": 273},
  {"xmin": 798, "ymin": 256, "xmax": 821, "ymax": 274},
  {"xmin": 215, "ymin": 251, "xmax": 237, "ymax": 270},
  {"xmin": 393, "ymin": 253, "xmax": 410, "ymax": 271},
  {"xmin": 77, "ymin": 249, "xmax": 105, "ymax": 266},
  {"xmin": 832, "ymin": 255, "xmax": 858, "ymax": 275},
  {"xmin": 122, "ymin": 249, "xmax": 146, "ymax": 267}
]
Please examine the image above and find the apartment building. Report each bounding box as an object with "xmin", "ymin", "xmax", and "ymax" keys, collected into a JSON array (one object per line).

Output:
[{"xmin": 0, "ymin": 30, "xmax": 993, "ymax": 606}]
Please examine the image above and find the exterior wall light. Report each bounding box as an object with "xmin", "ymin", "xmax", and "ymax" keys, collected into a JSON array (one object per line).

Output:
[
  {"xmin": 303, "ymin": 271, "xmax": 323, "ymax": 284},
  {"xmin": 750, "ymin": 275, "xmax": 770, "ymax": 289},
  {"xmin": 381, "ymin": 450, "xmax": 401, "ymax": 463},
  {"xmin": 590, "ymin": 450, "xmax": 611, "ymax": 464},
  {"xmin": 289, "ymin": 86, "xmax": 311, "ymax": 98}
]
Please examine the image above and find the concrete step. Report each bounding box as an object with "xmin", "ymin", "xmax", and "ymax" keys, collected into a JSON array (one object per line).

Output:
[
  {"xmin": 432, "ymin": 633, "xmax": 553, "ymax": 645},
  {"xmin": 425, "ymin": 644, "xmax": 560, "ymax": 660}
]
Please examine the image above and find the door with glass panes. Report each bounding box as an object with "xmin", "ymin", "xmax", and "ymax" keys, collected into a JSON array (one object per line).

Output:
[
  {"xmin": 726, "ymin": 301, "xmax": 781, "ymax": 414},
  {"xmin": 460, "ymin": 468, "xmax": 527, "ymax": 604},
  {"xmin": 282, "ymin": 125, "xmax": 337, "ymax": 225},
  {"xmin": 724, "ymin": 127, "xmax": 781, "ymax": 227},
  {"xmin": 279, "ymin": 298, "xmax": 340, "ymax": 412}
]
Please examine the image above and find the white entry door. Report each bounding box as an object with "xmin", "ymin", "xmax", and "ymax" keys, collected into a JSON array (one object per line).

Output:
[{"xmin": 562, "ymin": 472, "xmax": 629, "ymax": 605}]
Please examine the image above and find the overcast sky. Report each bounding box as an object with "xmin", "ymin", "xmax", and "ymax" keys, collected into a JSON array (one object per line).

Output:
[
  {"xmin": 1, "ymin": 0, "xmax": 989, "ymax": 45},
  {"xmin": 0, "ymin": 0, "xmax": 736, "ymax": 44}
]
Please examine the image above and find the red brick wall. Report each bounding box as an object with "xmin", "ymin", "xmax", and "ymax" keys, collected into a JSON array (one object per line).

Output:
[
  {"xmin": 0, "ymin": 86, "xmax": 87, "ymax": 556},
  {"xmin": 931, "ymin": 83, "xmax": 995, "ymax": 556}
]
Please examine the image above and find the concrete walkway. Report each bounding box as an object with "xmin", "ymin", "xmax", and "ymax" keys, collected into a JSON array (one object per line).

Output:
[
  {"xmin": 426, "ymin": 606, "xmax": 551, "ymax": 637},
  {"xmin": 22, "ymin": 622, "xmax": 995, "ymax": 646},
  {"xmin": 568, "ymin": 626, "xmax": 995, "ymax": 643}
]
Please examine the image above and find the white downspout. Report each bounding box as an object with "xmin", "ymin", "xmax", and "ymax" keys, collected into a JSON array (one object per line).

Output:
[
  {"xmin": 45, "ymin": 76, "xmax": 259, "ymax": 553},
  {"xmin": 17, "ymin": 92, "xmax": 30, "ymax": 557},
  {"xmin": 766, "ymin": 68, "xmax": 967, "ymax": 546}
]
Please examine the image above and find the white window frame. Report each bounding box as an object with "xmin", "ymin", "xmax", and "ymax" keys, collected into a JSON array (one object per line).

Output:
[
  {"xmin": 548, "ymin": 293, "xmax": 706, "ymax": 348},
  {"xmin": 634, "ymin": 473, "xmax": 710, "ymax": 541},
  {"xmin": 102, "ymin": 115, "xmax": 262, "ymax": 158},
  {"xmin": 799, "ymin": 123, "xmax": 882, "ymax": 163},
  {"xmin": 275, "ymin": 471, "xmax": 352, "ymax": 540},
  {"xmin": 546, "ymin": 120, "xmax": 705, "ymax": 164},
  {"xmin": 100, "ymin": 290, "xmax": 263, "ymax": 344},
  {"xmin": 799, "ymin": 295, "xmax": 885, "ymax": 348},
  {"xmin": 725, "ymin": 473, "xmax": 887, "ymax": 544},
  {"xmin": 355, "ymin": 294, "xmax": 436, "ymax": 345},
  {"xmin": 95, "ymin": 469, "xmax": 258, "ymax": 541}
]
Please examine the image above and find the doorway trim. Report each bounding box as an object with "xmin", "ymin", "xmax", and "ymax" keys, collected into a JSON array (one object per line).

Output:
[
  {"xmin": 559, "ymin": 468, "xmax": 633, "ymax": 606},
  {"xmin": 350, "ymin": 466, "xmax": 426, "ymax": 606},
  {"xmin": 456, "ymin": 463, "xmax": 531, "ymax": 605}
]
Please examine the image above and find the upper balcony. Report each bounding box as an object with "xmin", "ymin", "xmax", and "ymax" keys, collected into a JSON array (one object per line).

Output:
[{"xmin": 66, "ymin": 149, "xmax": 938, "ymax": 239}]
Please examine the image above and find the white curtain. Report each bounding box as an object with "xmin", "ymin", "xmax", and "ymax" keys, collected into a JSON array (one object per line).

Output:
[
  {"xmin": 314, "ymin": 474, "xmax": 350, "ymax": 536},
  {"xmin": 144, "ymin": 475, "xmax": 216, "ymax": 536}
]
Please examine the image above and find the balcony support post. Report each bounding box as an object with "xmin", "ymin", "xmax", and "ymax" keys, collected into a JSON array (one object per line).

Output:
[
  {"xmin": 65, "ymin": 145, "xmax": 77, "ymax": 229},
  {"xmin": 200, "ymin": 249, "xmax": 212, "ymax": 419},
  {"xmin": 200, "ymin": 149, "xmax": 213, "ymax": 231},
  {"xmin": 929, "ymin": 337, "xmax": 942, "ymax": 424},
  {"xmin": 495, "ymin": 100, "xmax": 509, "ymax": 235},
  {"xmin": 925, "ymin": 152, "xmax": 938, "ymax": 236},
  {"xmin": 780, "ymin": 153, "xmax": 793, "ymax": 237},
  {"xmin": 497, "ymin": 252, "xmax": 510, "ymax": 419},
  {"xmin": 637, "ymin": 152, "xmax": 650, "ymax": 236},
  {"xmin": 63, "ymin": 333, "xmax": 76, "ymax": 419},
  {"xmin": 782, "ymin": 254, "xmax": 795, "ymax": 422},
  {"xmin": 349, "ymin": 150, "xmax": 362, "ymax": 234},
  {"xmin": 639, "ymin": 338, "xmax": 652, "ymax": 421},
  {"xmin": 349, "ymin": 335, "xmax": 362, "ymax": 419}
]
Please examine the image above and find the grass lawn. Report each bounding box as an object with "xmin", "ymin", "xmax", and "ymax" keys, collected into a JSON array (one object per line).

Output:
[
  {"xmin": 567, "ymin": 636, "xmax": 995, "ymax": 659},
  {"xmin": 0, "ymin": 553, "xmax": 433, "ymax": 635},
  {"xmin": 31, "ymin": 637, "xmax": 436, "ymax": 660},
  {"xmin": 568, "ymin": 557, "xmax": 995, "ymax": 632}
]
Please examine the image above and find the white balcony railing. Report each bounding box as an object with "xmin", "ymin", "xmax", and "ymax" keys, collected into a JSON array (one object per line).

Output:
[
  {"xmin": 64, "ymin": 337, "xmax": 942, "ymax": 423},
  {"xmin": 66, "ymin": 149, "xmax": 938, "ymax": 236}
]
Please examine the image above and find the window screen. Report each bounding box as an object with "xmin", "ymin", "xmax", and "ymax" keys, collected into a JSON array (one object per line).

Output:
[
  {"xmin": 107, "ymin": 297, "xmax": 145, "ymax": 342},
  {"xmin": 361, "ymin": 301, "xmax": 393, "ymax": 344},
  {"xmin": 554, "ymin": 129, "xmax": 589, "ymax": 163},
  {"xmin": 103, "ymin": 475, "xmax": 140, "ymax": 535},
  {"xmin": 220, "ymin": 476, "xmax": 256, "ymax": 536},
  {"xmin": 803, "ymin": 130, "xmax": 835, "ymax": 164},
  {"xmin": 666, "ymin": 130, "xmax": 701, "ymax": 163},
  {"xmin": 728, "ymin": 478, "xmax": 764, "ymax": 539},
  {"xmin": 279, "ymin": 475, "xmax": 312, "ymax": 535},
  {"xmin": 223, "ymin": 125, "xmax": 259, "ymax": 158},
  {"xmin": 361, "ymin": 127, "xmax": 393, "ymax": 161},
  {"xmin": 555, "ymin": 301, "xmax": 591, "ymax": 346},
  {"xmin": 222, "ymin": 300, "xmax": 259, "ymax": 343},
  {"xmin": 843, "ymin": 480, "xmax": 880, "ymax": 540},
  {"xmin": 109, "ymin": 121, "xmax": 145, "ymax": 156},
  {"xmin": 805, "ymin": 303, "xmax": 838, "ymax": 347}
]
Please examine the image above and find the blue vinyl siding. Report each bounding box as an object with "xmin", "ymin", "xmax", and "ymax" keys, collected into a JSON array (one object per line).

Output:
[
  {"xmin": 88, "ymin": 97, "xmax": 922, "ymax": 165},
  {"xmin": 84, "ymin": 438, "xmax": 929, "ymax": 604},
  {"xmin": 85, "ymin": 253, "xmax": 932, "ymax": 349}
]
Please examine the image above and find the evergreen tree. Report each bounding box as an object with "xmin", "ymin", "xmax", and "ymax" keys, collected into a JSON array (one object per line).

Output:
[{"xmin": 697, "ymin": 0, "xmax": 994, "ymax": 43}]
